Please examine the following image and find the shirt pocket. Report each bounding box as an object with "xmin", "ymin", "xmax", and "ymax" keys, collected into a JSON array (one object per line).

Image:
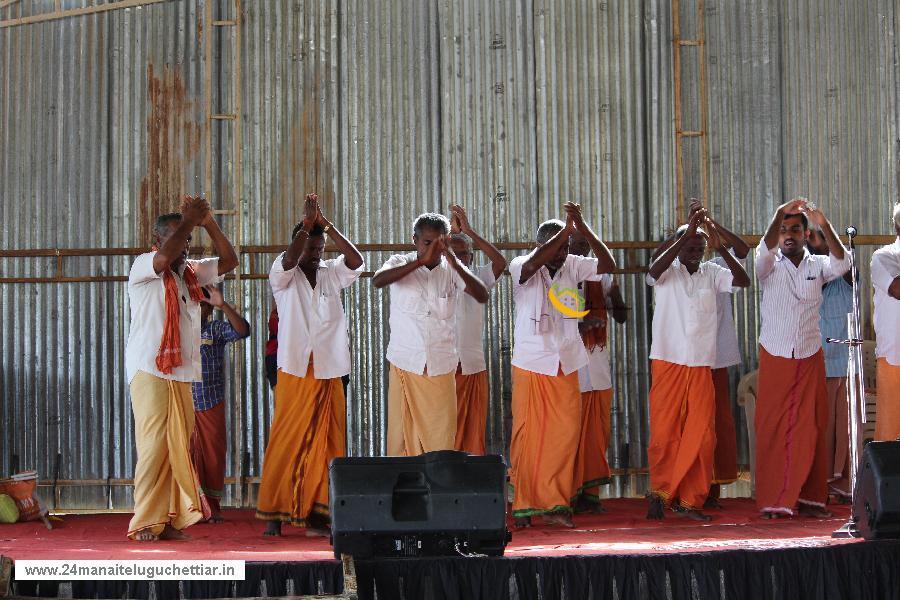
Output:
[
  {"xmin": 687, "ymin": 288, "xmax": 716, "ymax": 329},
  {"xmin": 318, "ymin": 290, "xmax": 345, "ymax": 323},
  {"xmin": 796, "ymin": 269, "xmax": 822, "ymax": 301},
  {"xmin": 431, "ymin": 293, "xmax": 457, "ymax": 320}
]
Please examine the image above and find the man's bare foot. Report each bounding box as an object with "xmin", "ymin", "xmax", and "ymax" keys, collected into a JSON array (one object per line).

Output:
[
  {"xmin": 513, "ymin": 516, "xmax": 532, "ymax": 529},
  {"xmin": 305, "ymin": 527, "xmax": 330, "ymax": 538},
  {"xmin": 208, "ymin": 514, "xmax": 225, "ymax": 524},
  {"xmin": 646, "ymin": 495, "xmax": 665, "ymax": 520},
  {"xmin": 134, "ymin": 529, "xmax": 159, "ymax": 542},
  {"xmin": 541, "ymin": 511, "xmax": 574, "ymax": 528},
  {"xmin": 159, "ymin": 525, "xmax": 190, "ymax": 540},
  {"xmin": 703, "ymin": 497, "xmax": 724, "ymax": 510},
  {"xmin": 573, "ymin": 496, "xmax": 606, "ymax": 514},
  {"xmin": 673, "ymin": 505, "xmax": 712, "ymax": 522},
  {"xmin": 798, "ymin": 504, "xmax": 833, "ymax": 519},
  {"xmin": 761, "ymin": 510, "xmax": 785, "ymax": 520},
  {"xmin": 263, "ymin": 521, "xmax": 282, "ymax": 537}
]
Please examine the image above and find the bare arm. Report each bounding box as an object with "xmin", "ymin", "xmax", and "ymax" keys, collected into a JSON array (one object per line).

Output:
[
  {"xmin": 317, "ymin": 197, "xmax": 363, "ymax": 270},
  {"xmin": 282, "ymin": 195, "xmax": 319, "ymax": 270},
  {"xmin": 451, "ymin": 205, "xmax": 507, "ymax": 279},
  {"xmin": 807, "ymin": 208, "xmax": 847, "ymax": 260},
  {"xmin": 762, "ymin": 198, "xmax": 806, "ymax": 252},
  {"xmin": 446, "ymin": 249, "xmax": 489, "ymax": 303},
  {"xmin": 708, "ymin": 218, "xmax": 749, "ymax": 259},
  {"xmin": 710, "ymin": 224, "xmax": 751, "ymax": 287},
  {"xmin": 608, "ymin": 280, "xmax": 628, "ymax": 324},
  {"xmin": 152, "ymin": 196, "xmax": 207, "ymax": 274},
  {"xmin": 648, "ymin": 210, "xmax": 704, "ymax": 280},
  {"xmin": 373, "ymin": 236, "xmax": 444, "ymax": 288},
  {"xmin": 518, "ymin": 222, "xmax": 572, "ymax": 284},
  {"xmin": 570, "ymin": 204, "xmax": 616, "ymax": 274}
]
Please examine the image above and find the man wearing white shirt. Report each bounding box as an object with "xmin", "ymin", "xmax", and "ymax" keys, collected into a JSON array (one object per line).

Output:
[
  {"xmin": 373, "ymin": 212, "xmax": 489, "ymax": 457},
  {"xmin": 508, "ymin": 202, "xmax": 616, "ymax": 528},
  {"xmin": 125, "ymin": 196, "xmax": 238, "ymax": 541},
  {"xmin": 447, "ymin": 205, "xmax": 507, "ymax": 455},
  {"xmin": 754, "ymin": 198, "xmax": 848, "ymax": 519},
  {"xmin": 569, "ymin": 234, "xmax": 628, "ymax": 515},
  {"xmin": 257, "ymin": 194, "xmax": 364, "ymax": 537},
  {"xmin": 872, "ymin": 203, "xmax": 900, "ymax": 441},
  {"xmin": 645, "ymin": 210, "xmax": 750, "ymax": 522}
]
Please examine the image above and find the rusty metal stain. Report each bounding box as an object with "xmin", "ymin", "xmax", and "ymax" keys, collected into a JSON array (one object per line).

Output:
[{"xmin": 138, "ymin": 63, "xmax": 204, "ymax": 246}]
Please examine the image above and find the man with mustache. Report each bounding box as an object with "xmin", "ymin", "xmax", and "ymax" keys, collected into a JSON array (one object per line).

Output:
[
  {"xmin": 125, "ymin": 195, "xmax": 238, "ymax": 541},
  {"xmin": 257, "ymin": 194, "xmax": 364, "ymax": 537},
  {"xmin": 755, "ymin": 198, "xmax": 848, "ymax": 519},
  {"xmin": 645, "ymin": 207, "xmax": 750, "ymax": 521}
]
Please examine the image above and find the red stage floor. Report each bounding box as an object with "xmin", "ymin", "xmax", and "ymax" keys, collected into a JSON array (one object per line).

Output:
[{"xmin": 0, "ymin": 499, "xmax": 859, "ymax": 562}]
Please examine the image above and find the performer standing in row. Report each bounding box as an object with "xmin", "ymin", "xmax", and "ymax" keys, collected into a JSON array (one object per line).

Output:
[
  {"xmin": 754, "ymin": 198, "xmax": 848, "ymax": 519},
  {"xmin": 257, "ymin": 194, "xmax": 364, "ymax": 536},
  {"xmin": 125, "ymin": 196, "xmax": 238, "ymax": 541},
  {"xmin": 872, "ymin": 203, "xmax": 900, "ymax": 440},
  {"xmin": 374, "ymin": 213, "xmax": 489, "ymax": 456},
  {"xmin": 645, "ymin": 207, "xmax": 750, "ymax": 521},
  {"xmin": 508, "ymin": 202, "xmax": 616, "ymax": 528},
  {"xmin": 569, "ymin": 233, "xmax": 627, "ymax": 514},
  {"xmin": 448, "ymin": 205, "xmax": 507, "ymax": 455}
]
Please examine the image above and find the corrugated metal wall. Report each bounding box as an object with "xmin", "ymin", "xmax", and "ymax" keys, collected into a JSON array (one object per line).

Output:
[{"xmin": 2, "ymin": 0, "xmax": 898, "ymax": 509}]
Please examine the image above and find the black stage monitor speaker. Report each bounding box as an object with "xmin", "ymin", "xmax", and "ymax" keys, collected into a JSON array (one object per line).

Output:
[
  {"xmin": 329, "ymin": 450, "xmax": 510, "ymax": 558},
  {"xmin": 852, "ymin": 440, "xmax": 900, "ymax": 540}
]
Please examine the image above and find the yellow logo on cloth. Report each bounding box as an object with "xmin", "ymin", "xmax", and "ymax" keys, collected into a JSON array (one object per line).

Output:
[{"xmin": 548, "ymin": 284, "xmax": 589, "ymax": 318}]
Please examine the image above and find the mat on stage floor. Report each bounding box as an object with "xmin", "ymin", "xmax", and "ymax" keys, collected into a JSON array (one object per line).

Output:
[{"xmin": 4, "ymin": 499, "xmax": 900, "ymax": 599}]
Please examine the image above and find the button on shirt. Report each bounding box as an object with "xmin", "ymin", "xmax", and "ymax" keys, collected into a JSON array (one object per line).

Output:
[
  {"xmin": 378, "ymin": 252, "xmax": 466, "ymax": 376},
  {"xmin": 509, "ymin": 252, "xmax": 601, "ymax": 376},
  {"xmin": 577, "ymin": 273, "xmax": 613, "ymax": 392},
  {"xmin": 756, "ymin": 241, "xmax": 850, "ymax": 359},
  {"xmin": 192, "ymin": 320, "xmax": 250, "ymax": 411},
  {"xmin": 125, "ymin": 252, "xmax": 222, "ymax": 384},
  {"xmin": 710, "ymin": 254, "xmax": 744, "ymax": 369},
  {"xmin": 872, "ymin": 238, "xmax": 900, "ymax": 366},
  {"xmin": 455, "ymin": 264, "xmax": 498, "ymax": 375},
  {"xmin": 269, "ymin": 253, "xmax": 363, "ymax": 380},
  {"xmin": 647, "ymin": 258, "xmax": 735, "ymax": 367}
]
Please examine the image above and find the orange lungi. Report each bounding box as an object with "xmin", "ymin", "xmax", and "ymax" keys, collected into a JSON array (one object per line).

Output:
[
  {"xmin": 454, "ymin": 369, "xmax": 488, "ymax": 455},
  {"xmin": 190, "ymin": 402, "xmax": 227, "ymax": 515},
  {"xmin": 509, "ymin": 366, "xmax": 582, "ymax": 518},
  {"xmin": 647, "ymin": 360, "xmax": 716, "ymax": 510},
  {"xmin": 711, "ymin": 367, "xmax": 738, "ymax": 487},
  {"xmin": 256, "ymin": 365, "xmax": 346, "ymax": 526},
  {"xmin": 875, "ymin": 358, "xmax": 900, "ymax": 441},
  {"xmin": 572, "ymin": 388, "xmax": 613, "ymax": 502},
  {"xmin": 755, "ymin": 347, "xmax": 829, "ymax": 514}
]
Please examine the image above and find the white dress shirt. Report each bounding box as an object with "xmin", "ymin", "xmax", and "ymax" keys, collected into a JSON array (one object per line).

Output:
[
  {"xmin": 872, "ymin": 238, "xmax": 900, "ymax": 366},
  {"xmin": 269, "ymin": 253, "xmax": 363, "ymax": 380},
  {"xmin": 647, "ymin": 258, "xmax": 735, "ymax": 367},
  {"xmin": 510, "ymin": 252, "xmax": 601, "ymax": 376},
  {"xmin": 378, "ymin": 252, "xmax": 467, "ymax": 376},
  {"xmin": 125, "ymin": 252, "xmax": 222, "ymax": 384},
  {"xmin": 710, "ymin": 253, "xmax": 744, "ymax": 369},
  {"xmin": 455, "ymin": 264, "xmax": 498, "ymax": 375},
  {"xmin": 756, "ymin": 241, "xmax": 850, "ymax": 359},
  {"xmin": 577, "ymin": 273, "xmax": 614, "ymax": 392}
]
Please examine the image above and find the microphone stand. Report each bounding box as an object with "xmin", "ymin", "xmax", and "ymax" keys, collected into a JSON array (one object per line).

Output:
[{"xmin": 829, "ymin": 227, "xmax": 865, "ymax": 538}]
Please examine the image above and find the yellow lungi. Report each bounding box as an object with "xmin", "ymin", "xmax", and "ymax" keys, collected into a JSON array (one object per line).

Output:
[{"xmin": 387, "ymin": 364, "xmax": 457, "ymax": 456}]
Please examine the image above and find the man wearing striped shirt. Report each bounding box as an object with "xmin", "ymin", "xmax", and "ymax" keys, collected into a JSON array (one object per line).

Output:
[{"xmin": 754, "ymin": 198, "xmax": 849, "ymax": 519}]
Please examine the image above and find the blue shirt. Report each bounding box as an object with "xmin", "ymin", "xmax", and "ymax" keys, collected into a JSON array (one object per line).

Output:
[
  {"xmin": 819, "ymin": 277, "xmax": 853, "ymax": 378},
  {"xmin": 192, "ymin": 319, "xmax": 249, "ymax": 411}
]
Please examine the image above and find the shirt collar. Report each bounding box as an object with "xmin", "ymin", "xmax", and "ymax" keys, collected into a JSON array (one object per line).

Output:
[{"xmin": 774, "ymin": 246, "xmax": 810, "ymax": 263}]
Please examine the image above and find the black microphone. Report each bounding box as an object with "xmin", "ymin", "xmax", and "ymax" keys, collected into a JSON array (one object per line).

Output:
[{"xmin": 846, "ymin": 226, "xmax": 858, "ymax": 238}]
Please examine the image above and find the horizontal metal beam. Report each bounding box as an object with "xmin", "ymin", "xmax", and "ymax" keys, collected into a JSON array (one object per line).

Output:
[{"xmin": 0, "ymin": 0, "xmax": 174, "ymax": 29}]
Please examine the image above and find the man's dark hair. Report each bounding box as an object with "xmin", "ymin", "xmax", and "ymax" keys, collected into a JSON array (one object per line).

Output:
[
  {"xmin": 291, "ymin": 222, "xmax": 326, "ymax": 240},
  {"xmin": 783, "ymin": 212, "xmax": 809, "ymax": 230},
  {"xmin": 413, "ymin": 213, "xmax": 450, "ymax": 237},
  {"xmin": 536, "ymin": 219, "xmax": 565, "ymax": 244},
  {"xmin": 154, "ymin": 212, "xmax": 183, "ymax": 237}
]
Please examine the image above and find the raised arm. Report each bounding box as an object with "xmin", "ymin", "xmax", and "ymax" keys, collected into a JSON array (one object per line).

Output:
[
  {"xmin": 372, "ymin": 236, "xmax": 444, "ymax": 288},
  {"xmin": 451, "ymin": 204, "xmax": 507, "ymax": 279},
  {"xmin": 282, "ymin": 195, "xmax": 319, "ymax": 270},
  {"xmin": 518, "ymin": 219, "xmax": 573, "ymax": 284},
  {"xmin": 762, "ymin": 198, "xmax": 807, "ymax": 252},
  {"xmin": 201, "ymin": 201, "xmax": 239, "ymax": 275},
  {"xmin": 707, "ymin": 217, "xmax": 749, "ymax": 259},
  {"xmin": 648, "ymin": 210, "xmax": 704, "ymax": 280},
  {"xmin": 567, "ymin": 202, "xmax": 616, "ymax": 274},
  {"xmin": 316, "ymin": 197, "xmax": 364, "ymax": 270},
  {"xmin": 709, "ymin": 222, "xmax": 751, "ymax": 287},
  {"xmin": 152, "ymin": 196, "xmax": 207, "ymax": 274},
  {"xmin": 446, "ymin": 247, "xmax": 489, "ymax": 303},
  {"xmin": 202, "ymin": 285, "xmax": 251, "ymax": 337},
  {"xmin": 608, "ymin": 278, "xmax": 628, "ymax": 324},
  {"xmin": 805, "ymin": 205, "xmax": 847, "ymax": 261}
]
